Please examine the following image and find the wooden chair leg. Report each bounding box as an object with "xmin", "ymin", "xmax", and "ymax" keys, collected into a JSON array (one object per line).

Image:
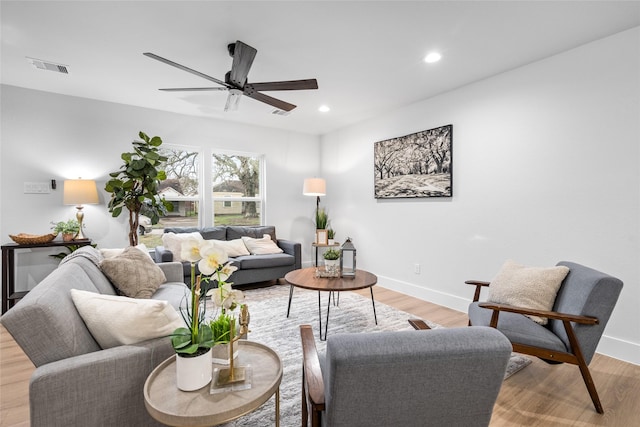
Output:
[
  {"xmin": 408, "ymin": 319, "xmax": 431, "ymax": 330},
  {"xmin": 301, "ymin": 365, "xmax": 308, "ymax": 427}
]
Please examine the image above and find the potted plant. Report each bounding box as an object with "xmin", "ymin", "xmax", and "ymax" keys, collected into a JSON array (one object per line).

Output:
[
  {"xmin": 171, "ymin": 238, "xmax": 241, "ymax": 391},
  {"xmin": 327, "ymin": 228, "xmax": 336, "ymax": 245},
  {"xmin": 105, "ymin": 131, "xmax": 173, "ymax": 246},
  {"xmin": 315, "ymin": 207, "xmax": 329, "ymax": 244},
  {"xmin": 323, "ymin": 248, "xmax": 341, "ymax": 275},
  {"xmin": 51, "ymin": 219, "xmax": 80, "ymax": 241}
]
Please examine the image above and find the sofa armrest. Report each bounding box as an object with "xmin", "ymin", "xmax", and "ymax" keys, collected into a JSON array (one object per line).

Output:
[
  {"xmin": 154, "ymin": 245, "xmax": 174, "ymax": 263},
  {"xmin": 278, "ymin": 239, "xmax": 302, "ymax": 269},
  {"xmin": 29, "ymin": 338, "xmax": 172, "ymax": 427},
  {"xmin": 157, "ymin": 261, "xmax": 185, "ymax": 284}
]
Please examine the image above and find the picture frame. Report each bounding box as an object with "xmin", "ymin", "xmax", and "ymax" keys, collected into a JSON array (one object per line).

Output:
[
  {"xmin": 316, "ymin": 229, "xmax": 328, "ymax": 245},
  {"xmin": 374, "ymin": 124, "xmax": 453, "ymax": 199}
]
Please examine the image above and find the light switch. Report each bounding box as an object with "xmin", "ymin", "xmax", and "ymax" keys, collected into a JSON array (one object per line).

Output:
[{"xmin": 24, "ymin": 182, "xmax": 50, "ymax": 194}]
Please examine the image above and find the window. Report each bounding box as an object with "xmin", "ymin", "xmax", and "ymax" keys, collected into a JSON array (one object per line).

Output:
[
  {"xmin": 138, "ymin": 148, "xmax": 265, "ymax": 247},
  {"xmin": 138, "ymin": 147, "xmax": 199, "ymax": 247},
  {"xmin": 212, "ymin": 153, "xmax": 263, "ymax": 226}
]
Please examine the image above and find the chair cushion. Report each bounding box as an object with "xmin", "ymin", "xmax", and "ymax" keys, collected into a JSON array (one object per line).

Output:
[
  {"xmin": 241, "ymin": 234, "xmax": 283, "ymax": 255},
  {"xmin": 468, "ymin": 302, "xmax": 568, "ymax": 352},
  {"xmin": 99, "ymin": 246, "xmax": 166, "ymax": 298},
  {"xmin": 100, "ymin": 243, "xmax": 153, "ymax": 260},
  {"xmin": 70, "ymin": 289, "xmax": 183, "ymax": 349},
  {"xmin": 488, "ymin": 260, "xmax": 569, "ymax": 325}
]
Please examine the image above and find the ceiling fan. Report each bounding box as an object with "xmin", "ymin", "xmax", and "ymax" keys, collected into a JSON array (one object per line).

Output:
[{"xmin": 144, "ymin": 40, "xmax": 318, "ymax": 112}]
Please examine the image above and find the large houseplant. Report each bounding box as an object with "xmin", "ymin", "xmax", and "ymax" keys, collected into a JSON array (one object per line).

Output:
[{"xmin": 105, "ymin": 131, "xmax": 172, "ymax": 246}]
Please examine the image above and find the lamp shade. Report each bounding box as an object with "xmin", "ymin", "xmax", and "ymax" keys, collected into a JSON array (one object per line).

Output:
[
  {"xmin": 63, "ymin": 179, "xmax": 99, "ymax": 205},
  {"xmin": 303, "ymin": 178, "xmax": 326, "ymax": 196}
]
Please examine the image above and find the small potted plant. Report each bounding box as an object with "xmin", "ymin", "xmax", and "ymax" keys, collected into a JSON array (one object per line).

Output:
[
  {"xmin": 327, "ymin": 228, "xmax": 336, "ymax": 245},
  {"xmin": 51, "ymin": 219, "xmax": 80, "ymax": 241},
  {"xmin": 323, "ymin": 248, "xmax": 341, "ymax": 275},
  {"xmin": 315, "ymin": 208, "xmax": 329, "ymax": 244}
]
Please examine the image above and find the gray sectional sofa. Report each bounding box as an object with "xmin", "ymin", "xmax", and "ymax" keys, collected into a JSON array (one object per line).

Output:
[
  {"xmin": 153, "ymin": 225, "xmax": 302, "ymax": 285},
  {"xmin": 0, "ymin": 246, "xmax": 187, "ymax": 427}
]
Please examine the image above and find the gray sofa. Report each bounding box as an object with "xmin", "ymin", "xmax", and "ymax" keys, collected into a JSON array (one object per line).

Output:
[
  {"xmin": 0, "ymin": 246, "xmax": 187, "ymax": 427},
  {"xmin": 154, "ymin": 225, "xmax": 302, "ymax": 285}
]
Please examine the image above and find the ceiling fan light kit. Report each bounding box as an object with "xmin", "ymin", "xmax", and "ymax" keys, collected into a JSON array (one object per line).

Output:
[{"xmin": 145, "ymin": 40, "xmax": 318, "ymax": 113}]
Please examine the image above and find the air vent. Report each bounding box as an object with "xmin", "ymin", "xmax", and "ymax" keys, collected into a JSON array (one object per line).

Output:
[
  {"xmin": 271, "ymin": 109, "xmax": 290, "ymax": 116},
  {"xmin": 26, "ymin": 57, "xmax": 69, "ymax": 74}
]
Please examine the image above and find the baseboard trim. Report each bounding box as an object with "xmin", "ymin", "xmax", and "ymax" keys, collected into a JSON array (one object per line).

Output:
[{"xmin": 376, "ymin": 274, "xmax": 640, "ymax": 366}]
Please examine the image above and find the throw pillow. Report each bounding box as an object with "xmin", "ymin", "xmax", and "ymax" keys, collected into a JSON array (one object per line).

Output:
[
  {"xmin": 211, "ymin": 238, "xmax": 250, "ymax": 257},
  {"xmin": 161, "ymin": 232, "xmax": 204, "ymax": 262},
  {"xmin": 241, "ymin": 234, "xmax": 283, "ymax": 255},
  {"xmin": 99, "ymin": 246, "xmax": 166, "ymax": 298},
  {"xmin": 100, "ymin": 243, "xmax": 153, "ymax": 260},
  {"xmin": 70, "ymin": 289, "xmax": 183, "ymax": 349},
  {"xmin": 488, "ymin": 260, "xmax": 570, "ymax": 325}
]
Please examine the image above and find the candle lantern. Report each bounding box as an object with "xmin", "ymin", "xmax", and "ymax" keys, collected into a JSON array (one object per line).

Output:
[{"xmin": 340, "ymin": 237, "xmax": 356, "ymax": 278}]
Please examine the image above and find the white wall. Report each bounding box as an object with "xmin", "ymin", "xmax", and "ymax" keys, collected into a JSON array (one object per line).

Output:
[
  {"xmin": 320, "ymin": 27, "xmax": 640, "ymax": 364},
  {"xmin": 0, "ymin": 86, "xmax": 320, "ymax": 289}
]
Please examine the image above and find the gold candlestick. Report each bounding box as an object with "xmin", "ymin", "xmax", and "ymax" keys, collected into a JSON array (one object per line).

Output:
[{"xmin": 216, "ymin": 305, "xmax": 250, "ymax": 386}]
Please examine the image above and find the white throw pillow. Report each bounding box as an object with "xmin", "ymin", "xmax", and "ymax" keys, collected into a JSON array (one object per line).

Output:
[
  {"xmin": 70, "ymin": 289, "xmax": 183, "ymax": 349},
  {"xmin": 100, "ymin": 243, "xmax": 152, "ymax": 260},
  {"xmin": 211, "ymin": 238, "xmax": 250, "ymax": 257},
  {"xmin": 241, "ymin": 234, "xmax": 283, "ymax": 255},
  {"xmin": 161, "ymin": 232, "xmax": 204, "ymax": 262},
  {"xmin": 488, "ymin": 260, "xmax": 570, "ymax": 325}
]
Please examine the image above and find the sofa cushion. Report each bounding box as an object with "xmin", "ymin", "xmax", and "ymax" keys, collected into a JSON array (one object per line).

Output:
[
  {"xmin": 227, "ymin": 225, "xmax": 276, "ymax": 241},
  {"xmin": 211, "ymin": 238, "xmax": 251, "ymax": 257},
  {"xmin": 70, "ymin": 289, "xmax": 183, "ymax": 349},
  {"xmin": 100, "ymin": 247, "xmax": 167, "ymax": 298},
  {"xmin": 162, "ymin": 231, "xmax": 205, "ymax": 262},
  {"xmin": 234, "ymin": 253, "xmax": 295, "ymax": 269},
  {"xmin": 488, "ymin": 260, "xmax": 570, "ymax": 325},
  {"xmin": 198, "ymin": 226, "xmax": 227, "ymax": 240},
  {"xmin": 241, "ymin": 234, "xmax": 283, "ymax": 255},
  {"xmin": 100, "ymin": 243, "xmax": 153, "ymax": 260}
]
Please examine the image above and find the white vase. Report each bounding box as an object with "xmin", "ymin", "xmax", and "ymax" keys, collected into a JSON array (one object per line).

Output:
[
  {"xmin": 211, "ymin": 343, "xmax": 239, "ymax": 365},
  {"xmin": 175, "ymin": 348, "xmax": 212, "ymax": 391},
  {"xmin": 324, "ymin": 259, "xmax": 341, "ymax": 275}
]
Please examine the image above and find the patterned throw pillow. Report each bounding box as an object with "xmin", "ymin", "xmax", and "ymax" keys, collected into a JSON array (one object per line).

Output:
[
  {"xmin": 487, "ymin": 260, "xmax": 569, "ymax": 325},
  {"xmin": 99, "ymin": 246, "xmax": 166, "ymax": 298}
]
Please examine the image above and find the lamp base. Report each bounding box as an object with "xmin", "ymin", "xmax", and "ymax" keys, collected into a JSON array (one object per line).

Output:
[{"xmin": 75, "ymin": 206, "xmax": 87, "ymax": 240}]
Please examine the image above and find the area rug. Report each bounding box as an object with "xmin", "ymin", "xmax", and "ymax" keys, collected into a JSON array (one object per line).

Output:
[{"xmin": 217, "ymin": 284, "xmax": 531, "ymax": 426}]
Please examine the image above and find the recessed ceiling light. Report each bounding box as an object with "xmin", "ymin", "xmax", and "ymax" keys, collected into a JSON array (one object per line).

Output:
[
  {"xmin": 424, "ymin": 52, "xmax": 442, "ymax": 64},
  {"xmin": 318, "ymin": 105, "xmax": 330, "ymax": 113}
]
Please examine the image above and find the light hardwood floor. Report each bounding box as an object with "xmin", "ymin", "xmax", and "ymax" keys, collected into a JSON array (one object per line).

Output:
[{"xmin": 1, "ymin": 284, "xmax": 639, "ymax": 426}]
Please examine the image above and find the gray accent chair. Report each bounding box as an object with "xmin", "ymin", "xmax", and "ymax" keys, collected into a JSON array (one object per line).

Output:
[
  {"xmin": 300, "ymin": 325, "xmax": 512, "ymax": 427},
  {"xmin": 467, "ymin": 261, "xmax": 623, "ymax": 414}
]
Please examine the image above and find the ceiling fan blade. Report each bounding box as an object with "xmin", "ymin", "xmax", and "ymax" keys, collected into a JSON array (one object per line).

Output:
[
  {"xmin": 245, "ymin": 90, "xmax": 296, "ymax": 111},
  {"xmin": 248, "ymin": 79, "xmax": 318, "ymax": 92},
  {"xmin": 144, "ymin": 52, "xmax": 229, "ymax": 88},
  {"xmin": 159, "ymin": 87, "xmax": 228, "ymax": 92},
  {"xmin": 228, "ymin": 41, "xmax": 257, "ymax": 88}
]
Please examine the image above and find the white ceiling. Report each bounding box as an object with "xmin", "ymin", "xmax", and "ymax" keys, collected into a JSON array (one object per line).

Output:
[{"xmin": 2, "ymin": 1, "xmax": 639, "ymax": 136}]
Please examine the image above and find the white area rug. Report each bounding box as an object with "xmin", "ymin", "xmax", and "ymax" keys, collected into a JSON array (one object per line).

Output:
[{"xmin": 217, "ymin": 284, "xmax": 531, "ymax": 426}]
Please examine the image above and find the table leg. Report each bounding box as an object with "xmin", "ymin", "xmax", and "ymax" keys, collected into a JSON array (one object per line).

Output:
[
  {"xmin": 317, "ymin": 291, "xmax": 322, "ymax": 340},
  {"xmin": 286, "ymin": 285, "xmax": 294, "ymax": 318},
  {"xmin": 370, "ymin": 287, "xmax": 378, "ymax": 325},
  {"xmin": 275, "ymin": 386, "xmax": 280, "ymax": 427},
  {"xmin": 321, "ymin": 292, "xmax": 332, "ymax": 341}
]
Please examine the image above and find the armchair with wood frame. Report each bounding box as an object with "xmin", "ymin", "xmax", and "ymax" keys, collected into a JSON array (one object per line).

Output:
[
  {"xmin": 299, "ymin": 324, "xmax": 512, "ymax": 427},
  {"xmin": 466, "ymin": 261, "xmax": 623, "ymax": 414}
]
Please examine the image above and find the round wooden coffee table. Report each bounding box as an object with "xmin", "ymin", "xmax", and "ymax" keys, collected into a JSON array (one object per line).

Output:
[
  {"xmin": 144, "ymin": 341, "xmax": 282, "ymax": 427},
  {"xmin": 285, "ymin": 267, "xmax": 378, "ymax": 340}
]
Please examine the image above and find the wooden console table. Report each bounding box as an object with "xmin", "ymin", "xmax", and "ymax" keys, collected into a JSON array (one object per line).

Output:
[{"xmin": 1, "ymin": 239, "xmax": 92, "ymax": 313}]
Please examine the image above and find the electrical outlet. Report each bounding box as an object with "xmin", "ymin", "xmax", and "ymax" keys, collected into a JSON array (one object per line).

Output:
[{"xmin": 414, "ymin": 263, "xmax": 421, "ymax": 274}]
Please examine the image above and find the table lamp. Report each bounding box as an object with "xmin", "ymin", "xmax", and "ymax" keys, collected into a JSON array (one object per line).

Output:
[{"xmin": 63, "ymin": 179, "xmax": 99, "ymax": 240}]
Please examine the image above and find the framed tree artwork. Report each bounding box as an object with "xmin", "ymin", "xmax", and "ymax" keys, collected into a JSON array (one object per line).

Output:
[{"xmin": 374, "ymin": 124, "xmax": 452, "ymax": 199}]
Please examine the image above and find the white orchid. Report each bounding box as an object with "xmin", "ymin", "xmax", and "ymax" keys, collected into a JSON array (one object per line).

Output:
[
  {"xmin": 180, "ymin": 237, "xmax": 206, "ymax": 263},
  {"xmin": 208, "ymin": 282, "xmax": 245, "ymax": 311},
  {"xmin": 198, "ymin": 245, "xmax": 229, "ymax": 276}
]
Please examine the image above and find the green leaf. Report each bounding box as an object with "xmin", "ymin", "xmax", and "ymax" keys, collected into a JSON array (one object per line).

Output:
[{"xmin": 149, "ymin": 136, "xmax": 162, "ymax": 147}]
